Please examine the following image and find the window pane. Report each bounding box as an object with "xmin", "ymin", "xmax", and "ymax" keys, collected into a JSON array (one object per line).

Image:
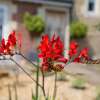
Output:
[
  {"xmin": 88, "ymin": 0, "xmax": 95, "ymax": 11},
  {"xmin": 0, "ymin": 8, "xmax": 4, "ymax": 40}
]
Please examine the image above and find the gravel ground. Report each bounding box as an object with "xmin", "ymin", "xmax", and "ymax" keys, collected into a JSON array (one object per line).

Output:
[{"xmin": 0, "ymin": 60, "xmax": 100, "ymax": 100}]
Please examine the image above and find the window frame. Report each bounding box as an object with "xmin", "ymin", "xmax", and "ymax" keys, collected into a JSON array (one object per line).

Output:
[
  {"xmin": 0, "ymin": 5, "xmax": 8, "ymax": 39},
  {"xmin": 86, "ymin": 0, "xmax": 97, "ymax": 17}
]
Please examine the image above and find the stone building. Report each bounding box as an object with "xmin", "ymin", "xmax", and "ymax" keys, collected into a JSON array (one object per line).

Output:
[
  {"xmin": 0, "ymin": 0, "xmax": 73, "ymax": 58},
  {"xmin": 73, "ymin": 0, "xmax": 100, "ymax": 57}
]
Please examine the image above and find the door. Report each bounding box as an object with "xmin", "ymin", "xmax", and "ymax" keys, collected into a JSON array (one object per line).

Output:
[{"xmin": 45, "ymin": 10, "xmax": 66, "ymax": 41}]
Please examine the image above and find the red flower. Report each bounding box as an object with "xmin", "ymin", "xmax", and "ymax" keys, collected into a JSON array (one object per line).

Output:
[
  {"xmin": 38, "ymin": 34, "xmax": 64, "ymax": 60},
  {"xmin": 79, "ymin": 48, "xmax": 89, "ymax": 60},
  {"xmin": 69, "ymin": 41, "xmax": 78, "ymax": 58},
  {"xmin": 69, "ymin": 49, "xmax": 77, "ymax": 57},
  {"xmin": 70, "ymin": 41, "xmax": 78, "ymax": 50},
  {"xmin": 0, "ymin": 31, "xmax": 17, "ymax": 55},
  {"xmin": 38, "ymin": 34, "xmax": 67, "ymax": 72},
  {"xmin": 56, "ymin": 57, "xmax": 68, "ymax": 64},
  {"xmin": 8, "ymin": 31, "xmax": 16, "ymax": 46},
  {"xmin": 0, "ymin": 38, "xmax": 6, "ymax": 54},
  {"xmin": 74, "ymin": 57, "xmax": 80, "ymax": 63}
]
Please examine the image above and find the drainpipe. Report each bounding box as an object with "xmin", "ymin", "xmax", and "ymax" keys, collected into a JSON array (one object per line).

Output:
[
  {"xmin": 64, "ymin": 0, "xmax": 74, "ymax": 59},
  {"xmin": 64, "ymin": 7, "xmax": 70, "ymax": 59}
]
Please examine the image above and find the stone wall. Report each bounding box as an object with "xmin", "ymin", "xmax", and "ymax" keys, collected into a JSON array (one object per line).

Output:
[{"xmin": 73, "ymin": 0, "xmax": 100, "ymax": 35}]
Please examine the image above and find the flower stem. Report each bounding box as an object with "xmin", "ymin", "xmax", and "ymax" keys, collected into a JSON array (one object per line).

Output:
[
  {"xmin": 10, "ymin": 58, "xmax": 43, "ymax": 89},
  {"xmin": 8, "ymin": 85, "xmax": 12, "ymax": 100},
  {"xmin": 41, "ymin": 71, "xmax": 47, "ymax": 100},
  {"xmin": 36, "ymin": 61, "xmax": 39, "ymax": 100},
  {"xmin": 17, "ymin": 53, "xmax": 38, "ymax": 68},
  {"xmin": 53, "ymin": 71, "xmax": 57, "ymax": 100}
]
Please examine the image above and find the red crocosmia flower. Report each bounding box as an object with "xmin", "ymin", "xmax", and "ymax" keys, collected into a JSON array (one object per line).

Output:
[
  {"xmin": 0, "ymin": 31, "xmax": 17, "ymax": 55},
  {"xmin": 1, "ymin": 38, "xmax": 6, "ymax": 48},
  {"xmin": 79, "ymin": 48, "xmax": 89, "ymax": 59},
  {"xmin": 38, "ymin": 35, "xmax": 49, "ymax": 53},
  {"xmin": 0, "ymin": 39, "xmax": 10, "ymax": 54},
  {"xmin": 69, "ymin": 49, "xmax": 77, "ymax": 57},
  {"xmin": 38, "ymin": 34, "xmax": 67, "ymax": 72},
  {"xmin": 8, "ymin": 31, "xmax": 16, "ymax": 46},
  {"xmin": 38, "ymin": 53, "xmax": 44, "ymax": 58},
  {"xmin": 70, "ymin": 41, "xmax": 78, "ymax": 50},
  {"xmin": 69, "ymin": 41, "xmax": 78, "ymax": 58},
  {"xmin": 51, "ymin": 33, "xmax": 56, "ymax": 43},
  {"xmin": 56, "ymin": 57, "xmax": 68, "ymax": 64},
  {"xmin": 0, "ymin": 38, "xmax": 6, "ymax": 53},
  {"xmin": 74, "ymin": 57, "xmax": 80, "ymax": 63}
]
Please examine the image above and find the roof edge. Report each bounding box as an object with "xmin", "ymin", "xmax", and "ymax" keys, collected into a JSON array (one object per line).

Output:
[{"xmin": 14, "ymin": 0, "xmax": 73, "ymax": 8}]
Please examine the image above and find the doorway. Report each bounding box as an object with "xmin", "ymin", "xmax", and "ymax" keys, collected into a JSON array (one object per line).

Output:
[{"xmin": 45, "ymin": 10, "xmax": 67, "ymax": 41}]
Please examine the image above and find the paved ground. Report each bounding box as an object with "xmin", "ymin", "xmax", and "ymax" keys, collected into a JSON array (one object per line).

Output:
[
  {"xmin": 0, "ymin": 58, "xmax": 100, "ymax": 85},
  {"xmin": 65, "ymin": 63, "xmax": 100, "ymax": 85},
  {"xmin": 0, "ymin": 60, "xmax": 100, "ymax": 100},
  {"xmin": 0, "ymin": 73, "xmax": 96, "ymax": 100}
]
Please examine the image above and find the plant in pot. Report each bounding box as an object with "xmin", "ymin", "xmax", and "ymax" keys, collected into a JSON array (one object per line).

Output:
[
  {"xmin": 23, "ymin": 12, "xmax": 45, "ymax": 39},
  {"xmin": 70, "ymin": 21, "xmax": 88, "ymax": 39}
]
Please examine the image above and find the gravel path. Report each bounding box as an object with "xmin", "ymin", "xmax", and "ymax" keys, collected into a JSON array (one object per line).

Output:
[{"xmin": 65, "ymin": 63, "xmax": 100, "ymax": 85}]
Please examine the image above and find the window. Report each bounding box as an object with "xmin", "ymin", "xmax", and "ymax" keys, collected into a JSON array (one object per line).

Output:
[
  {"xmin": 0, "ymin": 5, "xmax": 8, "ymax": 40},
  {"xmin": 0, "ymin": 8, "xmax": 4, "ymax": 40},
  {"xmin": 88, "ymin": 0, "xmax": 95, "ymax": 12}
]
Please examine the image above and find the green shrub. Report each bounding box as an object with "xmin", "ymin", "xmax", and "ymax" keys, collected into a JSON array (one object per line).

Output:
[
  {"xmin": 72, "ymin": 78, "xmax": 86, "ymax": 89},
  {"xmin": 23, "ymin": 12, "xmax": 45, "ymax": 37},
  {"xmin": 70, "ymin": 21, "xmax": 88, "ymax": 39}
]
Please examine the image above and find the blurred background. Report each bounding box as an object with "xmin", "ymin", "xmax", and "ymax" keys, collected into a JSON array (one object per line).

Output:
[
  {"xmin": 0, "ymin": 0, "xmax": 100, "ymax": 100},
  {"xmin": 0, "ymin": 0, "xmax": 100, "ymax": 60}
]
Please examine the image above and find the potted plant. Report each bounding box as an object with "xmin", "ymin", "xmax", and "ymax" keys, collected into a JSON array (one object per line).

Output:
[
  {"xmin": 23, "ymin": 12, "xmax": 45, "ymax": 39},
  {"xmin": 70, "ymin": 21, "xmax": 88, "ymax": 39}
]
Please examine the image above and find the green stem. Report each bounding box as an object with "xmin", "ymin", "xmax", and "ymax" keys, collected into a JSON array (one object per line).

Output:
[
  {"xmin": 8, "ymin": 85, "xmax": 12, "ymax": 100},
  {"xmin": 36, "ymin": 62, "xmax": 39, "ymax": 100},
  {"xmin": 17, "ymin": 53, "xmax": 38, "ymax": 67},
  {"xmin": 41, "ymin": 71, "xmax": 47, "ymax": 100},
  {"xmin": 53, "ymin": 71, "xmax": 57, "ymax": 100},
  {"xmin": 10, "ymin": 58, "xmax": 43, "ymax": 89},
  {"xmin": 14, "ymin": 83, "xmax": 18, "ymax": 100}
]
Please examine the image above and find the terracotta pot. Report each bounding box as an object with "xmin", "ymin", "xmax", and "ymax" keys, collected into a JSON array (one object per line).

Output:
[{"xmin": 29, "ymin": 31, "xmax": 42, "ymax": 39}]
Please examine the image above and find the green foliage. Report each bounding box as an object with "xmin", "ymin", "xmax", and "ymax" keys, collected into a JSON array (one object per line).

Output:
[
  {"xmin": 23, "ymin": 12, "xmax": 45, "ymax": 37},
  {"xmin": 72, "ymin": 78, "xmax": 86, "ymax": 89},
  {"xmin": 70, "ymin": 21, "xmax": 88, "ymax": 39},
  {"xmin": 32, "ymin": 93, "xmax": 55, "ymax": 100},
  {"xmin": 32, "ymin": 93, "xmax": 42, "ymax": 100}
]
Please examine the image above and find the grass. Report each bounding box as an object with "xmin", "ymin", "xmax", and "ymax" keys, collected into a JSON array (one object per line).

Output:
[{"xmin": 72, "ymin": 77, "xmax": 86, "ymax": 89}]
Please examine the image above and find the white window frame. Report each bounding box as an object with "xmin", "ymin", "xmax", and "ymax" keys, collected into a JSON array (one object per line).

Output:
[
  {"xmin": 85, "ymin": 0, "xmax": 97, "ymax": 17},
  {"xmin": 0, "ymin": 5, "xmax": 8, "ymax": 39}
]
